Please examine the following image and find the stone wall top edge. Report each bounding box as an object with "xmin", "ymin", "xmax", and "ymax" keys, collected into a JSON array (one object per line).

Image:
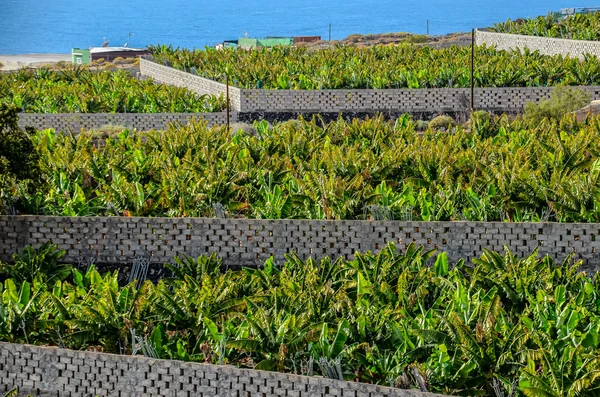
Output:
[
  {"xmin": 0, "ymin": 214, "xmax": 597, "ymax": 228},
  {"xmin": 17, "ymin": 112, "xmax": 229, "ymax": 117}
]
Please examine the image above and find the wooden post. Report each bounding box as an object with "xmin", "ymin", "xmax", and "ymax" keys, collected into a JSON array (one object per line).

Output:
[
  {"xmin": 470, "ymin": 28, "xmax": 475, "ymax": 112},
  {"xmin": 226, "ymin": 74, "xmax": 230, "ymax": 131}
]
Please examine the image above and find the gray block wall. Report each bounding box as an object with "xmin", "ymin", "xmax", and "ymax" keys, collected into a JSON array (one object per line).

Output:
[
  {"xmin": 241, "ymin": 86, "xmax": 600, "ymax": 112},
  {"xmin": 475, "ymin": 29, "xmax": 600, "ymax": 58},
  {"xmin": 139, "ymin": 58, "xmax": 600, "ymax": 113},
  {"xmin": 140, "ymin": 58, "xmax": 242, "ymax": 111},
  {"xmin": 17, "ymin": 112, "xmax": 236, "ymax": 133},
  {"xmin": 1, "ymin": 216, "xmax": 599, "ymax": 272},
  {"xmin": 0, "ymin": 342, "xmax": 444, "ymax": 397}
]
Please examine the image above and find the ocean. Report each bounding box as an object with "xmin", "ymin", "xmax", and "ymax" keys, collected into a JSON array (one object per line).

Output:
[{"xmin": 0, "ymin": 0, "xmax": 592, "ymax": 54}]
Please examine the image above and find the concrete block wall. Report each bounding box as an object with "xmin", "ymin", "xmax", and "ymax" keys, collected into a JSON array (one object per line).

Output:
[
  {"xmin": 139, "ymin": 58, "xmax": 600, "ymax": 113},
  {"xmin": 476, "ymin": 29, "xmax": 600, "ymax": 59},
  {"xmin": 241, "ymin": 86, "xmax": 600, "ymax": 112},
  {"xmin": 140, "ymin": 58, "xmax": 242, "ymax": 111},
  {"xmin": 17, "ymin": 112, "xmax": 236, "ymax": 132},
  {"xmin": 1, "ymin": 216, "xmax": 599, "ymax": 272},
  {"xmin": 0, "ymin": 342, "xmax": 443, "ymax": 397}
]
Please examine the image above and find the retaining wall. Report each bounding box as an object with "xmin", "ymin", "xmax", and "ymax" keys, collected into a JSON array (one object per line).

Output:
[
  {"xmin": 139, "ymin": 58, "xmax": 600, "ymax": 113},
  {"xmin": 140, "ymin": 58, "xmax": 242, "ymax": 111},
  {"xmin": 475, "ymin": 29, "xmax": 600, "ymax": 58},
  {"xmin": 0, "ymin": 342, "xmax": 442, "ymax": 397},
  {"xmin": 1, "ymin": 216, "xmax": 599, "ymax": 272},
  {"xmin": 17, "ymin": 112, "xmax": 235, "ymax": 132},
  {"xmin": 239, "ymin": 86, "xmax": 600, "ymax": 112}
]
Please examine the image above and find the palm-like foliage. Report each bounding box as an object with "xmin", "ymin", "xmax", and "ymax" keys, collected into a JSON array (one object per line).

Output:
[
  {"xmin": 493, "ymin": 12, "xmax": 600, "ymax": 41},
  {"xmin": 149, "ymin": 43, "xmax": 600, "ymax": 89},
  {"xmin": 9, "ymin": 113, "xmax": 600, "ymax": 222},
  {"xmin": 0, "ymin": 67, "xmax": 225, "ymax": 113},
  {"xmin": 2, "ymin": 242, "xmax": 600, "ymax": 396}
]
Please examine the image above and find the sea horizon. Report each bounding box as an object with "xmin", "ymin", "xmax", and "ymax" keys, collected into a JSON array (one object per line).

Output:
[{"xmin": 1, "ymin": 0, "xmax": 595, "ymax": 54}]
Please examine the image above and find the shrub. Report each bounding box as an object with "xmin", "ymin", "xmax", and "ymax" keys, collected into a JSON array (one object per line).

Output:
[
  {"xmin": 524, "ymin": 86, "xmax": 591, "ymax": 123},
  {"xmin": 0, "ymin": 104, "xmax": 41, "ymax": 213},
  {"xmin": 229, "ymin": 122, "xmax": 257, "ymax": 137},
  {"xmin": 0, "ymin": 242, "xmax": 71, "ymax": 283},
  {"xmin": 428, "ymin": 115, "xmax": 454, "ymax": 130},
  {"xmin": 415, "ymin": 120, "xmax": 429, "ymax": 131},
  {"xmin": 469, "ymin": 110, "xmax": 498, "ymax": 138}
]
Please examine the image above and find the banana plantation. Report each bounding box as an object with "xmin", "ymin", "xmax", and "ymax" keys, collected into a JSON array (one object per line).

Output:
[
  {"xmin": 0, "ymin": 67, "xmax": 225, "ymax": 113},
  {"xmin": 1, "ymin": 241, "xmax": 600, "ymax": 396},
  {"xmin": 492, "ymin": 12, "xmax": 600, "ymax": 41},
  {"xmin": 4, "ymin": 112, "xmax": 600, "ymax": 222},
  {"xmin": 148, "ymin": 43, "xmax": 600, "ymax": 89}
]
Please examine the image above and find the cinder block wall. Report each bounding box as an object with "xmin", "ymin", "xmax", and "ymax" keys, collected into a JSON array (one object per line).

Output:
[
  {"xmin": 0, "ymin": 342, "xmax": 444, "ymax": 397},
  {"xmin": 1, "ymin": 216, "xmax": 599, "ymax": 272},
  {"xmin": 140, "ymin": 58, "xmax": 242, "ymax": 111},
  {"xmin": 17, "ymin": 112, "xmax": 236, "ymax": 132},
  {"xmin": 240, "ymin": 86, "xmax": 600, "ymax": 112},
  {"xmin": 475, "ymin": 29, "xmax": 600, "ymax": 58}
]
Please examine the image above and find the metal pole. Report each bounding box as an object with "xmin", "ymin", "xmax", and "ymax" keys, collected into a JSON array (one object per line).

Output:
[
  {"xmin": 329, "ymin": 24, "xmax": 332, "ymax": 42},
  {"xmin": 470, "ymin": 28, "xmax": 475, "ymax": 112},
  {"xmin": 426, "ymin": 20, "xmax": 429, "ymax": 35},
  {"xmin": 226, "ymin": 74, "xmax": 230, "ymax": 131}
]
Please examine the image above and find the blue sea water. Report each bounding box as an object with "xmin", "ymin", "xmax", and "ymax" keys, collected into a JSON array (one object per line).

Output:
[{"xmin": 0, "ymin": 0, "xmax": 594, "ymax": 54}]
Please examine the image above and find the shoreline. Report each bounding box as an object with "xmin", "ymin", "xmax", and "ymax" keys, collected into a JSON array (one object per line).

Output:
[{"xmin": 0, "ymin": 53, "xmax": 71, "ymax": 71}]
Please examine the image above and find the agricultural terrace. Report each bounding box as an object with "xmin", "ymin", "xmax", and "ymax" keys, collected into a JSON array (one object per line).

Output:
[
  {"xmin": 0, "ymin": 67, "xmax": 225, "ymax": 113},
  {"xmin": 148, "ymin": 44, "xmax": 600, "ymax": 89},
  {"xmin": 492, "ymin": 11, "xmax": 600, "ymax": 41},
  {"xmin": 4, "ymin": 112, "xmax": 600, "ymax": 222},
  {"xmin": 0, "ymin": 241, "xmax": 598, "ymax": 396}
]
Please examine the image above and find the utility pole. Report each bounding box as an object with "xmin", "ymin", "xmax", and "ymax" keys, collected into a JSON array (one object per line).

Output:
[{"xmin": 470, "ymin": 28, "xmax": 475, "ymax": 112}]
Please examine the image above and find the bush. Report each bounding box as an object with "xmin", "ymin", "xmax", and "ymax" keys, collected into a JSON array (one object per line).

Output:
[
  {"xmin": 469, "ymin": 110, "xmax": 497, "ymax": 138},
  {"xmin": 229, "ymin": 122, "xmax": 257, "ymax": 137},
  {"xmin": 428, "ymin": 115, "xmax": 454, "ymax": 131},
  {"xmin": 415, "ymin": 120, "xmax": 429, "ymax": 131},
  {"xmin": 0, "ymin": 242, "xmax": 71, "ymax": 283},
  {"xmin": 524, "ymin": 86, "xmax": 591, "ymax": 123},
  {"xmin": 0, "ymin": 104, "xmax": 41, "ymax": 213}
]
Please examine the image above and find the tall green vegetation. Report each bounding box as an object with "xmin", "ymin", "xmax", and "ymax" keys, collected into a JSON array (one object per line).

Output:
[
  {"xmin": 524, "ymin": 86, "xmax": 591, "ymax": 123},
  {"xmin": 9, "ymin": 113, "xmax": 600, "ymax": 222},
  {"xmin": 149, "ymin": 43, "xmax": 600, "ymax": 89},
  {"xmin": 0, "ymin": 67, "xmax": 225, "ymax": 113},
  {"xmin": 0, "ymin": 104, "xmax": 41, "ymax": 214},
  {"xmin": 492, "ymin": 12, "xmax": 600, "ymax": 41},
  {"xmin": 2, "ymin": 242, "xmax": 600, "ymax": 396}
]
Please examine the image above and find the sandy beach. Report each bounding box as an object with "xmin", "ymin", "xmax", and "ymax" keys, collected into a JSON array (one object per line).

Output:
[{"xmin": 0, "ymin": 54, "xmax": 71, "ymax": 71}]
